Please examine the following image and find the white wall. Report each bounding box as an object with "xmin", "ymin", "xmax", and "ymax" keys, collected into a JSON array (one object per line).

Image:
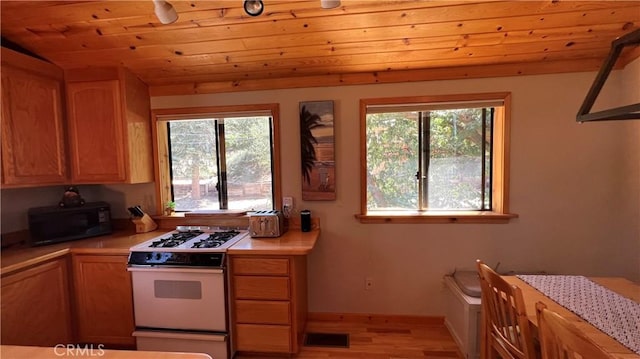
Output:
[
  {"xmin": 2, "ymin": 66, "xmax": 638, "ymax": 316},
  {"xmin": 0, "ymin": 183, "xmax": 156, "ymax": 233},
  {"xmin": 622, "ymin": 57, "xmax": 640, "ymax": 104},
  {"xmin": 619, "ymin": 56, "xmax": 640, "ymax": 278},
  {"xmin": 1, "ymin": 185, "xmax": 101, "ymax": 233},
  {"xmin": 149, "ymin": 68, "xmax": 639, "ymax": 315}
]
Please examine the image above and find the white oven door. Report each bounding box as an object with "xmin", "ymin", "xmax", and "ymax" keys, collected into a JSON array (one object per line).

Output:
[{"xmin": 128, "ymin": 267, "xmax": 226, "ymax": 332}]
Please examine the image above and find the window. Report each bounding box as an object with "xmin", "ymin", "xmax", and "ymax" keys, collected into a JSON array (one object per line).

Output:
[
  {"xmin": 153, "ymin": 104, "xmax": 282, "ymax": 213},
  {"xmin": 358, "ymin": 93, "xmax": 515, "ymax": 223}
]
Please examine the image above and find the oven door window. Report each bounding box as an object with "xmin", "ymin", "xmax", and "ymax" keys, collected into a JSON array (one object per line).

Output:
[{"xmin": 154, "ymin": 280, "xmax": 202, "ymax": 299}]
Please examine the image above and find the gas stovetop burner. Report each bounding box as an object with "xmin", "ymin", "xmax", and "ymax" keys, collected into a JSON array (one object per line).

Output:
[
  {"xmin": 128, "ymin": 226, "xmax": 249, "ymax": 260},
  {"xmin": 191, "ymin": 231, "xmax": 240, "ymax": 248},
  {"xmin": 149, "ymin": 231, "xmax": 204, "ymax": 248}
]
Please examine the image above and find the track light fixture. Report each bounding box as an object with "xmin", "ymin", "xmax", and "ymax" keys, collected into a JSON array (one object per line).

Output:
[
  {"xmin": 320, "ymin": 0, "xmax": 341, "ymax": 9},
  {"xmin": 153, "ymin": 0, "xmax": 178, "ymax": 24},
  {"xmin": 243, "ymin": 0, "xmax": 264, "ymax": 17},
  {"xmin": 241, "ymin": 0, "xmax": 337, "ymax": 17}
]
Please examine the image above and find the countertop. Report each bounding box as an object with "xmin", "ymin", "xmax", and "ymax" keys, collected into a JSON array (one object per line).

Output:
[
  {"xmin": 1, "ymin": 227, "xmax": 320, "ymax": 276},
  {"xmin": 227, "ymin": 228, "xmax": 320, "ymax": 255},
  {"xmin": 0, "ymin": 230, "xmax": 163, "ymax": 276},
  {"xmin": 0, "ymin": 345, "xmax": 212, "ymax": 359}
]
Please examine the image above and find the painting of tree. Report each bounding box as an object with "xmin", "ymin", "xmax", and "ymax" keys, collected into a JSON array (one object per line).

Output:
[{"xmin": 299, "ymin": 101, "xmax": 336, "ymax": 200}]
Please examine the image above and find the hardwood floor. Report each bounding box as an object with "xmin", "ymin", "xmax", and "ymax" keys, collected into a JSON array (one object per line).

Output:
[{"xmin": 235, "ymin": 318, "xmax": 463, "ymax": 359}]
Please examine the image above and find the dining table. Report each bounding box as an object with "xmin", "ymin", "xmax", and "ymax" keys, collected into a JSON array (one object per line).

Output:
[{"xmin": 503, "ymin": 276, "xmax": 640, "ymax": 359}]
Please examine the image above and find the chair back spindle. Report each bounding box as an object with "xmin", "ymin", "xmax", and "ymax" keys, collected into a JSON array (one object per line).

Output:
[
  {"xmin": 477, "ymin": 260, "xmax": 536, "ymax": 359},
  {"xmin": 535, "ymin": 302, "xmax": 613, "ymax": 359}
]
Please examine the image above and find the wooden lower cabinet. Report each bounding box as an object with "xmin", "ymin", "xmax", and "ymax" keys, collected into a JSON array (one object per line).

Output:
[
  {"xmin": 1, "ymin": 257, "xmax": 73, "ymax": 346},
  {"xmin": 235, "ymin": 324, "xmax": 292, "ymax": 352},
  {"xmin": 235, "ymin": 300, "xmax": 291, "ymax": 325},
  {"xmin": 230, "ymin": 255, "xmax": 308, "ymax": 354},
  {"xmin": 234, "ymin": 276, "xmax": 290, "ymax": 300},
  {"xmin": 72, "ymin": 254, "xmax": 135, "ymax": 348}
]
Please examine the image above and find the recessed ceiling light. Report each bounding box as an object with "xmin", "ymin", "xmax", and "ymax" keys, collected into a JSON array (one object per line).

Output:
[{"xmin": 243, "ymin": 0, "xmax": 264, "ymax": 17}]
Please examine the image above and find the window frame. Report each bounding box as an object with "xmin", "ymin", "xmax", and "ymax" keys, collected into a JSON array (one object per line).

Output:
[
  {"xmin": 151, "ymin": 104, "xmax": 282, "ymax": 216},
  {"xmin": 357, "ymin": 92, "xmax": 517, "ymax": 224}
]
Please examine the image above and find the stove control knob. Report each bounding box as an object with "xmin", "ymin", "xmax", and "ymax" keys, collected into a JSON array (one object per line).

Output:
[{"xmin": 155, "ymin": 253, "xmax": 162, "ymax": 260}]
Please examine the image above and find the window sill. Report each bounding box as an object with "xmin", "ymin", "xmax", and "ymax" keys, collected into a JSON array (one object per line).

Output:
[
  {"xmin": 152, "ymin": 213, "xmax": 185, "ymax": 219},
  {"xmin": 355, "ymin": 211, "xmax": 518, "ymax": 224}
]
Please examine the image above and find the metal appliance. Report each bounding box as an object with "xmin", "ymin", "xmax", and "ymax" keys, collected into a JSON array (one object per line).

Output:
[
  {"xmin": 28, "ymin": 201, "xmax": 112, "ymax": 246},
  {"xmin": 127, "ymin": 226, "xmax": 248, "ymax": 359},
  {"xmin": 248, "ymin": 210, "xmax": 285, "ymax": 237}
]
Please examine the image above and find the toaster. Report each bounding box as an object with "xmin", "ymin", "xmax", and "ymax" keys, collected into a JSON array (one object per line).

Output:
[{"xmin": 248, "ymin": 210, "xmax": 286, "ymax": 238}]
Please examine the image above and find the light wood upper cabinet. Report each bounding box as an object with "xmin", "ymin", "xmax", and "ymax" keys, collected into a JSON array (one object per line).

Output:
[
  {"xmin": 66, "ymin": 67, "xmax": 153, "ymax": 184},
  {"xmin": 66, "ymin": 80, "xmax": 126, "ymax": 182},
  {"xmin": 1, "ymin": 48, "xmax": 68, "ymax": 187},
  {"xmin": 1, "ymin": 257, "xmax": 73, "ymax": 346},
  {"xmin": 72, "ymin": 254, "xmax": 135, "ymax": 348}
]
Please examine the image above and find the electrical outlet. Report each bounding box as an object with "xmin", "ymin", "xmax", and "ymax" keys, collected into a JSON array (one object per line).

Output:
[
  {"xmin": 283, "ymin": 197, "xmax": 293, "ymax": 208},
  {"xmin": 365, "ymin": 277, "xmax": 373, "ymax": 290}
]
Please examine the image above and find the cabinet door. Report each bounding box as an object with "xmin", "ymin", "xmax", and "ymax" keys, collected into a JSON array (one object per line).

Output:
[
  {"xmin": 66, "ymin": 80, "xmax": 126, "ymax": 183},
  {"xmin": 72, "ymin": 254, "xmax": 135, "ymax": 347},
  {"xmin": 235, "ymin": 324, "xmax": 292, "ymax": 353},
  {"xmin": 1, "ymin": 258, "xmax": 73, "ymax": 346},
  {"xmin": 235, "ymin": 300, "xmax": 291, "ymax": 324},
  {"xmin": 233, "ymin": 276, "xmax": 290, "ymax": 300},
  {"xmin": 232, "ymin": 257, "xmax": 290, "ymax": 275},
  {"xmin": 1, "ymin": 66, "xmax": 67, "ymax": 185}
]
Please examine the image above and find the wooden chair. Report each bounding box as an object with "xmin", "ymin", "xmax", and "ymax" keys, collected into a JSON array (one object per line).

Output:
[
  {"xmin": 477, "ymin": 260, "xmax": 537, "ymax": 359},
  {"xmin": 535, "ymin": 302, "xmax": 613, "ymax": 359}
]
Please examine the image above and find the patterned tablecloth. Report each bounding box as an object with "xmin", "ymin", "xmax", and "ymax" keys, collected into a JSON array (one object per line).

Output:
[{"xmin": 517, "ymin": 275, "xmax": 640, "ymax": 355}]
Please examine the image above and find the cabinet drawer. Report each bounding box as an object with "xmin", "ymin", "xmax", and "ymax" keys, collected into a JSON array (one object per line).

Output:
[
  {"xmin": 232, "ymin": 257, "xmax": 289, "ymax": 275},
  {"xmin": 233, "ymin": 276, "xmax": 290, "ymax": 300},
  {"xmin": 235, "ymin": 324, "xmax": 291, "ymax": 353},
  {"xmin": 235, "ymin": 300, "xmax": 290, "ymax": 325}
]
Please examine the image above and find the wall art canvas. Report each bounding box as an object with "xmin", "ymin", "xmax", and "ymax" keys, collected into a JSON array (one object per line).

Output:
[{"xmin": 300, "ymin": 100, "xmax": 336, "ymax": 201}]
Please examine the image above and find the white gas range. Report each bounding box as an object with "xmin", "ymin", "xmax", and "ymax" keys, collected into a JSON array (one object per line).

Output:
[{"xmin": 127, "ymin": 226, "xmax": 248, "ymax": 359}]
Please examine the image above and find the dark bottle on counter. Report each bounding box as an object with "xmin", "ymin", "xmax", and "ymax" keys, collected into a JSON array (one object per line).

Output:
[{"xmin": 301, "ymin": 210, "xmax": 311, "ymax": 232}]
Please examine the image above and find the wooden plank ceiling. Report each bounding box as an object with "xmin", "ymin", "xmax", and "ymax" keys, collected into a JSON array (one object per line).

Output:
[{"xmin": 1, "ymin": 0, "xmax": 639, "ymax": 95}]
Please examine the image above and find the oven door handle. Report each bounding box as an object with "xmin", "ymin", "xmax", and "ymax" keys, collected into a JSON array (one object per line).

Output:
[
  {"xmin": 133, "ymin": 330, "xmax": 227, "ymax": 341},
  {"xmin": 127, "ymin": 266, "xmax": 224, "ymax": 274}
]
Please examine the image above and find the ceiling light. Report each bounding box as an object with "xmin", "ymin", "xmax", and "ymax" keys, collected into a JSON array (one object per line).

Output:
[
  {"xmin": 320, "ymin": 0, "xmax": 341, "ymax": 9},
  {"xmin": 153, "ymin": 0, "xmax": 178, "ymax": 24},
  {"xmin": 243, "ymin": 0, "xmax": 264, "ymax": 16}
]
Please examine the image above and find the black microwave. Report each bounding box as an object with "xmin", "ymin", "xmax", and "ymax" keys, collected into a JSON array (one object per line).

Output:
[{"xmin": 28, "ymin": 201, "xmax": 112, "ymax": 246}]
